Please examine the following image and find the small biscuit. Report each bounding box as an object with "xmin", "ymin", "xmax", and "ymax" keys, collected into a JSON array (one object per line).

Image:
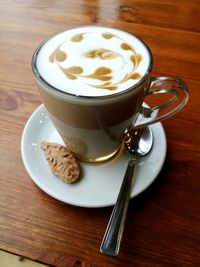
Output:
[{"xmin": 41, "ymin": 142, "xmax": 80, "ymax": 183}]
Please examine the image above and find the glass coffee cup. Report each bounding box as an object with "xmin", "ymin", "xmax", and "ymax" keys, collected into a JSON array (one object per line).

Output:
[{"xmin": 32, "ymin": 26, "xmax": 189, "ymax": 163}]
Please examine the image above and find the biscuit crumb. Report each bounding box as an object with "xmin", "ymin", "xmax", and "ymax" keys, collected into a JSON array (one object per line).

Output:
[{"xmin": 41, "ymin": 141, "xmax": 80, "ymax": 183}]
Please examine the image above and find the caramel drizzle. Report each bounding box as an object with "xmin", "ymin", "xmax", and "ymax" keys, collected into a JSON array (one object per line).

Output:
[
  {"xmin": 84, "ymin": 48, "xmax": 121, "ymax": 60},
  {"xmin": 87, "ymin": 42, "xmax": 142, "ymax": 90},
  {"xmin": 49, "ymin": 45, "xmax": 67, "ymax": 63},
  {"xmin": 48, "ymin": 32, "xmax": 143, "ymax": 90},
  {"xmin": 81, "ymin": 67, "xmax": 113, "ymax": 82},
  {"xmin": 71, "ymin": 33, "xmax": 84, "ymax": 42},
  {"xmin": 59, "ymin": 66, "xmax": 83, "ymax": 80}
]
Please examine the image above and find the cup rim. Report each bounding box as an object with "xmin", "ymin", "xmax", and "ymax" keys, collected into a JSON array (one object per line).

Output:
[{"xmin": 31, "ymin": 25, "xmax": 153, "ymax": 100}]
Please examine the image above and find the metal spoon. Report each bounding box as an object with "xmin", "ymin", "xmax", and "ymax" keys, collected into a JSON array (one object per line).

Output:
[{"xmin": 100, "ymin": 127, "xmax": 153, "ymax": 256}]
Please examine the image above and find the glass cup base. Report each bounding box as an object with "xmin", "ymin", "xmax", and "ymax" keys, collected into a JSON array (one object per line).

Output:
[{"xmin": 75, "ymin": 145, "xmax": 123, "ymax": 164}]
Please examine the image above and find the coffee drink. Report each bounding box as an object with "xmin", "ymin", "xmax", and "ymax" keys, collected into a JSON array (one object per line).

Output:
[
  {"xmin": 36, "ymin": 26, "xmax": 150, "ymax": 97},
  {"xmin": 32, "ymin": 26, "xmax": 152, "ymax": 162},
  {"xmin": 32, "ymin": 26, "xmax": 188, "ymax": 163}
]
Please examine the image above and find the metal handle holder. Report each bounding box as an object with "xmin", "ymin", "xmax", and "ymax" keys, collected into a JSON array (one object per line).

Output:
[{"xmin": 135, "ymin": 76, "xmax": 189, "ymax": 128}]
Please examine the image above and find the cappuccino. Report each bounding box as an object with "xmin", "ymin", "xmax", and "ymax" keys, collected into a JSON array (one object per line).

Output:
[
  {"xmin": 32, "ymin": 26, "xmax": 153, "ymax": 162},
  {"xmin": 36, "ymin": 26, "xmax": 150, "ymax": 97},
  {"xmin": 32, "ymin": 26, "xmax": 188, "ymax": 162}
]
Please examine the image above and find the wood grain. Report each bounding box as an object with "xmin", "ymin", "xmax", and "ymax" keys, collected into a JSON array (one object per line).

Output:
[{"xmin": 0, "ymin": 0, "xmax": 200, "ymax": 266}]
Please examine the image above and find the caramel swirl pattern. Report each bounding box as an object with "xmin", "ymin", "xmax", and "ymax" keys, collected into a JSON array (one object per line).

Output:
[
  {"xmin": 84, "ymin": 48, "xmax": 121, "ymax": 60},
  {"xmin": 49, "ymin": 32, "xmax": 143, "ymax": 90}
]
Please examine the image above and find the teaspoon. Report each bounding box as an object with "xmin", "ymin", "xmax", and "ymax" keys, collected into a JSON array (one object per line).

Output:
[{"xmin": 100, "ymin": 127, "xmax": 153, "ymax": 256}]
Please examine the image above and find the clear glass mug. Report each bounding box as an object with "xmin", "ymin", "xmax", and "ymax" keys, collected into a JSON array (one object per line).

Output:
[{"xmin": 32, "ymin": 28, "xmax": 189, "ymax": 163}]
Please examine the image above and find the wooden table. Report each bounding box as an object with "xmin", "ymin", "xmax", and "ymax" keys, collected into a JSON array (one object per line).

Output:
[{"xmin": 0, "ymin": 1, "xmax": 200, "ymax": 266}]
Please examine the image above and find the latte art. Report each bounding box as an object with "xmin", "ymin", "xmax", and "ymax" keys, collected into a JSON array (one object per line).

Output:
[{"xmin": 36, "ymin": 26, "xmax": 150, "ymax": 96}]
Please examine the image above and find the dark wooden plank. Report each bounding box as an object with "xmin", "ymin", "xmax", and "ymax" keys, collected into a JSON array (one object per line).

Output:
[{"xmin": 0, "ymin": 0, "xmax": 199, "ymax": 266}]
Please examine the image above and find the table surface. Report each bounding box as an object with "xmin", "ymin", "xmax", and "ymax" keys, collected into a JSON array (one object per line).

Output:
[{"xmin": 0, "ymin": 0, "xmax": 200, "ymax": 266}]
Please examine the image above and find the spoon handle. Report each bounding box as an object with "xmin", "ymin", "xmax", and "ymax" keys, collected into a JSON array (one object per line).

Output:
[{"xmin": 100, "ymin": 156, "xmax": 137, "ymax": 256}]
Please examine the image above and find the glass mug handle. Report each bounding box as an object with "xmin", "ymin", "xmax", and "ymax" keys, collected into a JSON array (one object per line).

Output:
[{"xmin": 134, "ymin": 76, "xmax": 189, "ymax": 127}]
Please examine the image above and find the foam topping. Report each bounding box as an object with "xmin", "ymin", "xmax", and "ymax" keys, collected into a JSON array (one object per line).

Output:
[{"xmin": 36, "ymin": 26, "xmax": 150, "ymax": 97}]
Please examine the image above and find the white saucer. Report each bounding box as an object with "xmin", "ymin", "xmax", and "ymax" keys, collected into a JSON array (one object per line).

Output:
[{"xmin": 21, "ymin": 105, "xmax": 167, "ymax": 208}]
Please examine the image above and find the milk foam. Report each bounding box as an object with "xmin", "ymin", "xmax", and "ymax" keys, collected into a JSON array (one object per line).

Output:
[{"xmin": 36, "ymin": 26, "xmax": 150, "ymax": 97}]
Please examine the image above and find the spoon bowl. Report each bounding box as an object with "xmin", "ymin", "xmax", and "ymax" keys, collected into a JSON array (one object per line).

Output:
[{"xmin": 123, "ymin": 127, "xmax": 153, "ymax": 156}]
